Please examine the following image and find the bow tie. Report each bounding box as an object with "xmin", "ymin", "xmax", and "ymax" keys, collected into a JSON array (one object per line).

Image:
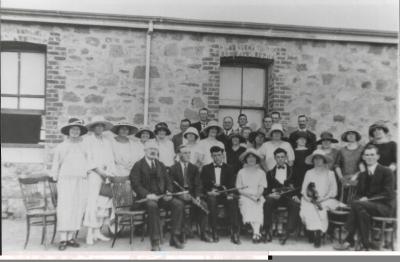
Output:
[
  {"xmin": 277, "ymin": 165, "xmax": 285, "ymax": 169},
  {"xmin": 214, "ymin": 165, "xmax": 222, "ymax": 168}
]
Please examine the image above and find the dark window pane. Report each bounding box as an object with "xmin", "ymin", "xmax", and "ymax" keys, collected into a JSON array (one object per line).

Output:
[{"xmin": 1, "ymin": 113, "xmax": 42, "ymax": 144}]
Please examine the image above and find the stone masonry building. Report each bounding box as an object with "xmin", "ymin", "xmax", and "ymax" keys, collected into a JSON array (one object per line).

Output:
[{"xmin": 1, "ymin": 8, "xmax": 398, "ymax": 217}]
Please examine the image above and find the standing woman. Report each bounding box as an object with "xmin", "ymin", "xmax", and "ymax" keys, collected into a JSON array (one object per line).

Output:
[
  {"xmin": 182, "ymin": 127, "xmax": 203, "ymax": 167},
  {"xmin": 110, "ymin": 121, "xmax": 142, "ymax": 176},
  {"xmin": 300, "ymin": 149, "xmax": 341, "ymax": 248},
  {"xmin": 197, "ymin": 120, "xmax": 226, "ymax": 167},
  {"xmin": 292, "ymin": 132, "xmax": 313, "ymax": 190},
  {"xmin": 316, "ymin": 132, "xmax": 340, "ymax": 171},
  {"xmin": 135, "ymin": 125, "xmax": 156, "ymax": 156},
  {"xmin": 240, "ymin": 126, "xmax": 253, "ymax": 148},
  {"xmin": 248, "ymin": 130, "xmax": 267, "ymax": 151},
  {"xmin": 154, "ymin": 122, "xmax": 175, "ymax": 167},
  {"xmin": 51, "ymin": 118, "xmax": 90, "ymax": 251},
  {"xmin": 226, "ymin": 133, "xmax": 247, "ymax": 176},
  {"xmin": 367, "ymin": 122, "xmax": 397, "ymax": 171},
  {"xmin": 84, "ymin": 116, "xmax": 116, "ymax": 245},
  {"xmin": 236, "ymin": 148, "xmax": 268, "ymax": 243}
]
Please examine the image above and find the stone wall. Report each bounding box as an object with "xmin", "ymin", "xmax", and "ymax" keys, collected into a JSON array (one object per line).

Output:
[{"xmin": 1, "ymin": 21, "xmax": 397, "ymax": 217}]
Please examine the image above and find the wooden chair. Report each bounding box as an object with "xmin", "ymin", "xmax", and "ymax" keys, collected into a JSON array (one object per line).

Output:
[
  {"xmin": 19, "ymin": 176, "xmax": 57, "ymax": 249},
  {"xmin": 109, "ymin": 176, "xmax": 147, "ymax": 248},
  {"xmin": 272, "ymin": 206, "xmax": 288, "ymax": 237}
]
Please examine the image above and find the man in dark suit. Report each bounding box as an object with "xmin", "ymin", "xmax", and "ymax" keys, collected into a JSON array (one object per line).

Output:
[
  {"xmin": 263, "ymin": 148, "xmax": 300, "ymax": 244},
  {"xmin": 172, "ymin": 119, "xmax": 191, "ymax": 153},
  {"xmin": 130, "ymin": 140, "xmax": 185, "ymax": 251},
  {"xmin": 217, "ymin": 116, "xmax": 235, "ymax": 148},
  {"xmin": 191, "ymin": 107, "xmax": 210, "ymax": 139},
  {"xmin": 289, "ymin": 115, "xmax": 317, "ymax": 151},
  {"xmin": 169, "ymin": 145, "xmax": 213, "ymax": 243},
  {"xmin": 338, "ymin": 144, "xmax": 395, "ymax": 250},
  {"xmin": 200, "ymin": 146, "xmax": 241, "ymax": 244}
]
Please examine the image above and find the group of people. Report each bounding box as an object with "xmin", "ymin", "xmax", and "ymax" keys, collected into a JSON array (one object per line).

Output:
[{"xmin": 50, "ymin": 107, "xmax": 397, "ymax": 251}]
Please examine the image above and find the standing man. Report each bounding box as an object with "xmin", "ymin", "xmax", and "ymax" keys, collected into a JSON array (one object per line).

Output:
[
  {"xmin": 130, "ymin": 141, "xmax": 185, "ymax": 251},
  {"xmin": 200, "ymin": 146, "xmax": 241, "ymax": 244},
  {"xmin": 235, "ymin": 113, "xmax": 249, "ymax": 134},
  {"xmin": 169, "ymin": 145, "xmax": 213, "ymax": 243},
  {"xmin": 191, "ymin": 108, "xmax": 210, "ymax": 138},
  {"xmin": 218, "ymin": 116, "xmax": 235, "ymax": 148},
  {"xmin": 258, "ymin": 115, "xmax": 273, "ymax": 138},
  {"xmin": 271, "ymin": 111, "xmax": 281, "ymax": 124},
  {"xmin": 337, "ymin": 144, "xmax": 395, "ymax": 251},
  {"xmin": 289, "ymin": 115, "xmax": 317, "ymax": 151},
  {"xmin": 172, "ymin": 119, "xmax": 191, "ymax": 153}
]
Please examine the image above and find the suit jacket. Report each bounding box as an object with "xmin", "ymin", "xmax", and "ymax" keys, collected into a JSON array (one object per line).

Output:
[
  {"xmin": 355, "ymin": 164, "xmax": 395, "ymax": 210},
  {"xmin": 200, "ymin": 162, "xmax": 236, "ymax": 194},
  {"xmin": 169, "ymin": 161, "xmax": 202, "ymax": 198},
  {"xmin": 289, "ymin": 130, "xmax": 317, "ymax": 151},
  {"xmin": 191, "ymin": 121, "xmax": 208, "ymax": 139},
  {"xmin": 265, "ymin": 164, "xmax": 294, "ymax": 195},
  {"xmin": 129, "ymin": 157, "xmax": 172, "ymax": 199},
  {"xmin": 172, "ymin": 132, "xmax": 183, "ymax": 153}
]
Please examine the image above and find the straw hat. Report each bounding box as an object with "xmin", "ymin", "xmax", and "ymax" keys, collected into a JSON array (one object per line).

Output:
[
  {"xmin": 60, "ymin": 118, "xmax": 88, "ymax": 136},
  {"xmin": 110, "ymin": 121, "xmax": 138, "ymax": 135},
  {"xmin": 305, "ymin": 149, "xmax": 333, "ymax": 165},
  {"xmin": 183, "ymin": 127, "xmax": 200, "ymax": 140},
  {"xmin": 203, "ymin": 120, "xmax": 223, "ymax": 136},
  {"xmin": 316, "ymin": 131, "xmax": 339, "ymax": 144},
  {"xmin": 341, "ymin": 130, "xmax": 362, "ymax": 142},
  {"xmin": 86, "ymin": 116, "xmax": 113, "ymax": 131},
  {"xmin": 154, "ymin": 122, "xmax": 171, "ymax": 136},
  {"xmin": 368, "ymin": 122, "xmax": 389, "ymax": 137},
  {"xmin": 239, "ymin": 148, "xmax": 262, "ymax": 163},
  {"xmin": 135, "ymin": 125, "xmax": 155, "ymax": 139},
  {"xmin": 269, "ymin": 123, "xmax": 285, "ymax": 136}
]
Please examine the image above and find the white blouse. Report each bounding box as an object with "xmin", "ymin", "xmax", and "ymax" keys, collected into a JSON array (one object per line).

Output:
[
  {"xmin": 85, "ymin": 134, "xmax": 116, "ymax": 176},
  {"xmin": 111, "ymin": 137, "xmax": 144, "ymax": 176}
]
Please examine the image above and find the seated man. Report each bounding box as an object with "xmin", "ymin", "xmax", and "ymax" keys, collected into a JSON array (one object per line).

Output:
[
  {"xmin": 200, "ymin": 146, "xmax": 241, "ymax": 244},
  {"xmin": 130, "ymin": 141, "xmax": 184, "ymax": 251},
  {"xmin": 263, "ymin": 148, "xmax": 300, "ymax": 244},
  {"xmin": 169, "ymin": 145, "xmax": 213, "ymax": 243},
  {"xmin": 338, "ymin": 144, "xmax": 395, "ymax": 250}
]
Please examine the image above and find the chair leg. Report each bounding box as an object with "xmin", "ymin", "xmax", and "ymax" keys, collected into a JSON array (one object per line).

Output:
[
  {"xmin": 111, "ymin": 215, "xmax": 119, "ymax": 248},
  {"xmin": 24, "ymin": 217, "xmax": 31, "ymax": 249},
  {"xmin": 141, "ymin": 223, "xmax": 146, "ymax": 242},
  {"xmin": 129, "ymin": 217, "xmax": 133, "ymax": 245},
  {"xmin": 41, "ymin": 216, "xmax": 47, "ymax": 245},
  {"xmin": 51, "ymin": 216, "xmax": 57, "ymax": 244},
  {"xmin": 75, "ymin": 230, "xmax": 79, "ymax": 239}
]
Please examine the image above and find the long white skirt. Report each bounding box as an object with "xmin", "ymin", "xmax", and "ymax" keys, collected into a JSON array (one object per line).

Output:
[
  {"xmin": 300, "ymin": 198, "xmax": 341, "ymax": 232},
  {"xmin": 239, "ymin": 196, "xmax": 265, "ymax": 225},
  {"xmin": 83, "ymin": 172, "xmax": 112, "ymax": 228},
  {"xmin": 57, "ymin": 176, "xmax": 87, "ymax": 231}
]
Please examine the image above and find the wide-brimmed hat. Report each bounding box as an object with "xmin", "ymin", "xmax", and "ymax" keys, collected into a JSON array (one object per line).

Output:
[
  {"xmin": 203, "ymin": 120, "xmax": 223, "ymax": 136},
  {"xmin": 316, "ymin": 131, "xmax": 339, "ymax": 144},
  {"xmin": 368, "ymin": 122, "xmax": 389, "ymax": 137},
  {"xmin": 110, "ymin": 121, "xmax": 138, "ymax": 135},
  {"xmin": 154, "ymin": 122, "xmax": 171, "ymax": 136},
  {"xmin": 229, "ymin": 133, "xmax": 246, "ymax": 144},
  {"xmin": 135, "ymin": 125, "xmax": 155, "ymax": 139},
  {"xmin": 144, "ymin": 140, "xmax": 159, "ymax": 150},
  {"xmin": 341, "ymin": 130, "xmax": 362, "ymax": 142},
  {"xmin": 269, "ymin": 123, "xmax": 285, "ymax": 136},
  {"xmin": 239, "ymin": 148, "xmax": 262, "ymax": 163},
  {"xmin": 183, "ymin": 127, "xmax": 199, "ymax": 140},
  {"xmin": 61, "ymin": 118, "xmax": 88, "ymax": 136},
  {"xmin": 305, "ymin": 149, "xmax": 333, "ymax": 165},
  {"xmin": 292, "ymin": 131, "xmax": 309, "ymax": 142},
  {"xmin": 248, "ymin": 130, "xmax": 266, "ymax": 143},
  {"xmin": 86, "ymin": 116, "xmax": 113, "ymax": 131}
]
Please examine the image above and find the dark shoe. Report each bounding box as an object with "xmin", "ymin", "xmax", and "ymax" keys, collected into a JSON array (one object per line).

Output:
[
  {"xmin": 200, "ymin": 233, "xmax": 213, "ymax": 243},
  {"xmin": 212, "ymin": 231, "xmax": 219, "ymax": 243},
  {"xmin": 263, "ymin": 231, "xmax": 272, "ymax": 242},
  {"xmin": 58, "ymin": 241, "xmax": 67, "ymax": 251},
  {"xmin": 151, "ymin": 240, "xmax": 161, "ymax": 251},
  {"xmin": 66, "ymin": 239, "xmax": 80, "ymax": 248},
  {"xmin": 180, "ymin": 233, "xmax": 187, "ymax": 244},
  {"xmin": 307, "ymin": 230, "xmax": 314, "ymax": 243},
  {"xmin": 231, "ymin": 233, "xmax": 241, "ymax": 245},
  {"xmin": 279, "ymin": 233, "xmax": 289, "ymax": 245},
  {"xmin": 313, "ymin": 231, "xmax": 321, "ymax": 248},
  {"xmin": 169, "ymin": 234, "xmax": 184, "ymax": 249},
  {"xmin": 368, "ymin": 241, "xmax": 381, "ymax": 251}
]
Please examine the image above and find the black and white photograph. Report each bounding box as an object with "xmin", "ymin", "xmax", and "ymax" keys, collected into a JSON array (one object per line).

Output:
[{"xmin": 0, "ymin": 0, "xmax": 398, "ymax": 256}]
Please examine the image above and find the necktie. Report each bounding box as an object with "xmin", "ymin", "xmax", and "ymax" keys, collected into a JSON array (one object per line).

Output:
[
  {"xmin": 151, "ymin": 160, "xmax": 156, "ymax": 170},
  {"xmin": 277, "ymin": 165, "xmax": 285, "ymax": 169},
  {"xmin": 214, "ymin": 164, "xmax": 222, "ymax": 168},
  {"xmin": 183, "ymin": 163, "xmax": 188, "ymax": 187}
]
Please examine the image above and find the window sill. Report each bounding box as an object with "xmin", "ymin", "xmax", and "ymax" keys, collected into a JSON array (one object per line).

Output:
[{"xmin": 1, "ymin": 143, "xmax": 45, "ymax": 148}]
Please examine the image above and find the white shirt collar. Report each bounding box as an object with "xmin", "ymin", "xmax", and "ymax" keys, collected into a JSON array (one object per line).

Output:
[
  {"xmin": 145, "ymin": 157, "xmax": 155, "ymax": 167},
  {"xmin": 367, "ymin": 163, "xmax": 378, "ymax": 175},
  {"xmin": 298, "ymin": 128, "xmax": 307, "ymax": 132}
]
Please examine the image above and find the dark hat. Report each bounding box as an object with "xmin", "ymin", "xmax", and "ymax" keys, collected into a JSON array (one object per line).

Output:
[
  {"xmin": 61, "ymin": 118, "xmax": 88, "ymax": 136},
  {"xmin": 341, "ymin": 130, "xmax": 362, "ymax": 142},
  {"xmin": 229, "ymin": 133, "xmax": 246, "ymax": 144},
  {"xmin": 316, "ymin": 131, "xmax": 338, "ymax": 144},
  {"xmin": 110, "ymin": 121, "xmax": 138, "ymax": 135},
  {"xmin": 368, "ymin": 122, "xmax": 389, "ymax": 137},
  {"xmin": 291, "ymin": 131, "xmax": 309, "ymax": 142},
  {"xmin": 135, "ymin": 125, "xmax": 155, "ymax": 139},
  {"xmin": 154, "ymin": 122, "xmax": 171, "ymax": 136},
  {"xmin": 248, "ymin": 131, "xmax": 266, "ymax": 143}
]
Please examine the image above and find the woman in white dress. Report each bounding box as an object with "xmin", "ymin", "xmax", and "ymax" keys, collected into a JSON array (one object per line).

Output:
[
  {"xmin": 135, "ymin": 125, "xmax": 156, "ymax": 156},
  {"xmin": 300, "ymin": 149, "xmax": 342, "ymax": 248},
  {"xmin": 197, "ymin": 120, "xmax": 226, "ymax": 167},
  {"xmin": 110, "ymin": 121, "xmax": 142, "ymax": 176},
  {"xmin": 236, "ymin": 148, "xmax": 268, "ymax": 243},
  {"xmin": 154, "ymin": 122, "xmax": 175, "ymax": 167},
  {"xmin": 84, "ymin": 116, "xmax": 116, "ymax": 245},
  {"xmin": 182, "ymin": 127, "xmax": 203, "ymax": 167},
  {"xmin": 51, "ymin": 118, "xmax": 90, "ymax": 250}
]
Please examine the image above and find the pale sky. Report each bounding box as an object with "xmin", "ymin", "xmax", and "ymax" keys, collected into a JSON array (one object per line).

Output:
[{"xmin": 1, "ymin": 0, "xmax": 398, "ymax": 31}]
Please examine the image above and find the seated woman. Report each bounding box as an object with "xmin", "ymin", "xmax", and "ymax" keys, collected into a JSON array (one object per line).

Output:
[
  {"xmin": 236, "ymin": 148, "xmax": 268, "ymax": 243},
  {"xmin": 300, "ymin": 149, "xmax": 342, "ymax": 248}
]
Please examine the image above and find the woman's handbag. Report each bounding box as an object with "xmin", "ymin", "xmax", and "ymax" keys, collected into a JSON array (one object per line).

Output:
[{"xmin": 99, "ymin": 178, "xmax": 113, "ymax": 198}]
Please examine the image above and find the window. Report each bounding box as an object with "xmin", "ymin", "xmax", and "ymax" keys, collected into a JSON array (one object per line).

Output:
[
  {"xmin": 1, "ymin": 42, "xmax": 46, "ymax": 145},
  {"xmin": 219, "ymin": 57, "xmax": 271, "ymax": 131}
]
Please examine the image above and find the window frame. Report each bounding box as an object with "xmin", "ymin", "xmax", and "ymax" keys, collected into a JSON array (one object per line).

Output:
[
  {"xmin": 219, "ymin": 56, "xmax": 272, "ymax": 115},
  {"xmin": 1, "ymin": 41, "xmax": 47, "ymax": 146}
]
